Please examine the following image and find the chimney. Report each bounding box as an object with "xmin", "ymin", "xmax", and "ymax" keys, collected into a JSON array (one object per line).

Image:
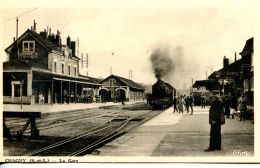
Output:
[
  {"xmin": 67, "ymin": 36, "xmax": 71, "ymax": 48},
  {"xmin": 223, "ymin": 56, "xmax": 229, "ymax": 71},
  {"xmin": 16, "ymin": 17, "xmax": 18, "ymax": 40},
  {"xmin": 47, "ymin": 33, "xmax": 56, "ymax": 44},
  {"xmin": 40, "ymin": 31, "xmax": 47, "ymax": 39},
  {"xmin": 234, "ymin": 52, "xmax": 237, "ymax": 62},
  {"xmin": 33, "ymin": 20, "xmax": 36, "ymax": 31},
  {"xmin": 31, "ymin": 26, "xmax": 33, "ymax": 30},
  {"xmin": 49, "ymin": 28, "xmax": 51, "ymax": 36},
  {"xmin": 13, "ymin": 37, "xmax": 16, "ymax": 42},
  {"xmin": 55, "ymin": 30, "xmax": 61, "ymax": 46},
  {"xmin": 71, "ymin": 41, "xmax": 76, "ymax": 56}
]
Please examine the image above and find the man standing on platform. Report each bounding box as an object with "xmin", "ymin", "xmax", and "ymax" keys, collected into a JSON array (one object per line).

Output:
[
  {"xmin": 173, "ymin": 96, "xmax": 179, "ymax": 113},
  {"xmin": 204, "ymin": 94, "xmax": 224, "ymax": 152},
  {"xmin": 189, "ymin": 95, "xmax": 194, "ymax": 115}
]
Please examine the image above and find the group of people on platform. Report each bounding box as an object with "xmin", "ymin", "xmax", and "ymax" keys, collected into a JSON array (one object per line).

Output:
[
  {"xmin": 222, "ymin": 94, "xmax": 249, "ymax": 121},
  {"xmin": 173, "ymin": 95, "xmax": 194, "ymax": 115},
  {"xmin": 175, "ymin": 93, "xmax": 250, "ymax": 152},
  {"xmin": 200, "ymin": 94, "xmax": 249, "ymax": 121}
]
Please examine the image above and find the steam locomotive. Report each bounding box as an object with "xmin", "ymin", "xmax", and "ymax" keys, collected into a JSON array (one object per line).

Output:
[{"xmin": 150, "ymin": 79, "xmax": 176, "ymax": 110}]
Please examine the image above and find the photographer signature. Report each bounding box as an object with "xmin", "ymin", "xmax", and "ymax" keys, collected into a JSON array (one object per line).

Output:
[{"xmin": 232, "ymin": 150, "xmax": 251, "ymax": 156}]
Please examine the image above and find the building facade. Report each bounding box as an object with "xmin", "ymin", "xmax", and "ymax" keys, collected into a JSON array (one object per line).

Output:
[
  {"xmin": 98, "ymin": 75, "xmax": 145, "ymax": 102},
  {"xmin": 3, "ymin": 22, "xmax": 101, "ymax": 104},
  {"xmin": 192, "ymin": 37, "xmax": 254, "ymax": 106},
  {"xmin": 207, "ymin": 37, "xmax": 254, "ymax": 106}
]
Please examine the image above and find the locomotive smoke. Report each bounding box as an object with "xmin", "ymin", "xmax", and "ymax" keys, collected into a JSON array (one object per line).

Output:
[
  {"xmin": 150, "ymin": 44, "xmax": 202, "ymax": 90},
  {"xmin": 150, "ymin": 47, "xmax": 173, "ymax": 79},
  {"xmin": 149, "ymin": 44, "xmax": 185, "ymax": 89}
]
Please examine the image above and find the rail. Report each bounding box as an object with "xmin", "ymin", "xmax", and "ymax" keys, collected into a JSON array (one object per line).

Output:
[{"xmin": 28, "ymin": 111, "xmax": 151, "ymax": 156}]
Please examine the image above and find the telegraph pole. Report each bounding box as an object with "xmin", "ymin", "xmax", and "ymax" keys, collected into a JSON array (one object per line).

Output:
[
  {"xmin": 110, "ymin": 67, "xmax": 112, "ymax": 75},
  {"xmin": 16, "ymin": 17, "xmax": 18, "ymax": 39}
]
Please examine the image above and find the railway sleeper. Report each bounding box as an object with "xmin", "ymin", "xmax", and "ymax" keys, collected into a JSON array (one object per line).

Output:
[
  {"xmin": 111, "ymin": 117, "xmax": 129, "ymax": 122},
  {"xmin": 129, "ymin": 117, "xmax": 144, "ymax": 121}
]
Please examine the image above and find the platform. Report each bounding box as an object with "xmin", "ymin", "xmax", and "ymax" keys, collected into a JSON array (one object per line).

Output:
[
  {"xmin": 3, "ymin": 101, "xmax": 145, "ymax": 113},
  {"xmin": 95, "ymin": 106, "xmax": 254, "ymax": 157}
]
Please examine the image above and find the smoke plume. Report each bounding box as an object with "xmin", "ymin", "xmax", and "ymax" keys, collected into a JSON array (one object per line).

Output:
[
  {"xmin": 150, "ymin": 47, "xmax": 174, "ymax": 79},
  {"xmin": 149, "ymin": 44, "xmax": 186, "ymax": 89},
  {"xmin": 150, "ymin": 45, "xmax": 183, "ymax": 78}
]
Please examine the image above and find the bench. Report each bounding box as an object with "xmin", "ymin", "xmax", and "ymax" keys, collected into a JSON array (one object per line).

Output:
[{"xmin": 3, "ymin": 111, "xmax": 41, "ymax": 140}]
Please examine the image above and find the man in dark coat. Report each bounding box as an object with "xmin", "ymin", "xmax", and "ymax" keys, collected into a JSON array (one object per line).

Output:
[
  {"xmin": 201, "ymin": 96, "xmax": 206, "ymax": 109},
  {"xmin": 189, "ymin": 95, "xmax": 194, "ymax": 115},
  {"xmin": 223, "ymin": 96, "xmax": 231, "ymax": 118},
  {"xmin": 185, "ymin": 96, "xmax": 190, "ymax": 113},
  {"xmin": 205, "ymin": 95, "xmax": 224, "ymax": 152},
  {"xmin": 230, "ymin": 95, "xmax": 238, "ymax": 119},
  {"xmin": 173, "ymin": 96, "xmax": 178, "ymax": 112}
]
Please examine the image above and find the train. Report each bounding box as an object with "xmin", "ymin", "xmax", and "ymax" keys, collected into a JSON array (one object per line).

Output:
[{"xmin": 150, "ymin": 79, "xmax": 176, "ymax": 110}]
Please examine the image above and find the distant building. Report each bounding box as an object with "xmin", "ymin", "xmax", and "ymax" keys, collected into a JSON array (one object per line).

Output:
[
  {"xmin": 192, "ymin": 37, "xmax": 254, "ymax": 106},
  {"xmin": 98, "ymin": 75, "xmax": 145, "ymax": 102},
  {"xmin": 3, "ymin": 21, "xmax": 101, "ymax": 104},
  {"xmin": 207, "ymin": 37, "xmax": 254, "ymax": 105},
  {"xmin": 193, "ymin": 79, "xmax": 220, "ymax": 92},
  {"xmin": 192, "ymin": 79, "xmax": 220, "ymax": 105}
]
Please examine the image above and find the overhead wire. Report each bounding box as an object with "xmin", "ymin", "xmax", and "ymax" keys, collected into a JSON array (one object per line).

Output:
[{"xmin": 4, "ymin": 8, "xmax": 38, "ymax": 22}]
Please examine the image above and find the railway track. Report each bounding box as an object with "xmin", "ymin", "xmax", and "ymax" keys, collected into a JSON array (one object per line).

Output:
[
  {"xmin": 6, "ymin": 103, "xmax": 143, "ymax": 134},
  {"xmin": 28, "ymin": 110, "xmax": 156, "ymax": 156},
  {"xmin": 8, "ymin": 110, "xmax": 118, "ymax": 135}
]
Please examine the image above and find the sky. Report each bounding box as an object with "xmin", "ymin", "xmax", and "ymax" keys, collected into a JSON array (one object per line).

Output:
[{"xmin": 2, "ymin": 1, "xmax": 258, "ymax": 90}]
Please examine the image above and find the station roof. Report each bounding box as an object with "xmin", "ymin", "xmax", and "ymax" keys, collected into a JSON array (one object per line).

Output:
[
  {"xmin": 240, "ymin": 37, "xmax": 254, "ymax": 56},
  {"xmin": 100, "ymin": 74, "xmax": 145, "ymax": 91},
  {"xmin": 208, "ymin": 59, "xmax": 242, "ymax": 79},
  {"xmin": 3, "ymin": 59, "xmax": 46, "ymax": 70},
  {"xmin": 3, "ymin": 60, "xmax": 101, "ymax": 86},
  {"xmin": 208, "ymin": 37, "xmax": 253, "ymax": 79},
  {"xmin": 5, "ymin": 29, "xmax": 80, "ymax": 60},
  {"xmin": 193, "ymin": 79, "xmax": 219, "ymax": 91},
  {"xmin": 5, "ymin": 29, "xmax": 55, "ymax": 53}
]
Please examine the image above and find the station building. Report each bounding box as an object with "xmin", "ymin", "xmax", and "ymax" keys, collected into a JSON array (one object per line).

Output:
[
  {"xmin": 98, "ymin": 75, "xmax": 145, "ymax": 102},
  {"xmin": 3, "ymin": 22, "xmax": 101, "ymax": 105},
  {"xmin": 208, "ymin": 37, "xmax": 254, "ymax": 105},
  {"xmin": 192, "ymin": 37, "xmax": 254, "ymax": 106}
]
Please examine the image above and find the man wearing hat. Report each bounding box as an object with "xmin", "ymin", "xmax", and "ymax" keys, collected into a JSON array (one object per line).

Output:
[{"xmin": 204, "ymin": 94, "xmax": 224, "ymax": 152}]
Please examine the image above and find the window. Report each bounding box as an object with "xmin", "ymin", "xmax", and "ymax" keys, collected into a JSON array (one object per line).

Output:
[
  {"xmin": 23, "ymin": 41, "xmax": 35, "ymax": 52},
  {"xmin": 68, "ymin": 65, "xmax": 71, "ymax": 75},
  {"xmin": 11, "ymin": 81, "xmax": 22, "ymax": 97},
  {"xmin": 74, "ymin": 66, "xmax": 77, "ymax": 75},
  {"xmin": 244, "ymin": 79, "xmax": 249, "ymax": 91},
  {"xmin": 62, "ymin": 63, "xmax": 64, "ymax": 74},
  {"xmin": 14, "ymin": 84, "xmax": 21, "ymax": 97},
  {"xmin": 54, "ymin": 62, "xmax": 57, "ymax": 73}
]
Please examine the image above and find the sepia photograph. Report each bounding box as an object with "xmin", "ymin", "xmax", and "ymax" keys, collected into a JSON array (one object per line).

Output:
[{"xmin": 0, "ymin": 0, "xmax": 258, "ymax": 163}]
